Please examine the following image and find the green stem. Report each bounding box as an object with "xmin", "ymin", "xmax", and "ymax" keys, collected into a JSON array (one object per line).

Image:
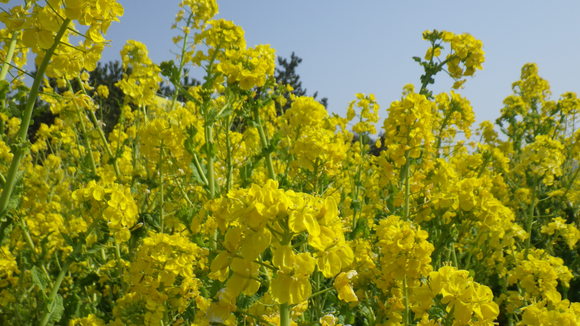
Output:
[
  {"xmin": 170, "ymin": 13, "xmax": 194, "ymax": 110},
  {"xmin": 225, "ymin": 116, "xmax": 233, "ymax": 192},
  {"xmin": 279, "ymin": 303, "xmax": 290, "ymax": 326},
  {"xmin": 0, "ymin": 31, "xmax": 19, "ymax": 81},
  {"xmin": 254, "ymin": 107, "xmax": 276, "ymax": 181},
  {"xmin": 18, "ymin": 216, "xmax": 36, "ymax": 253},
  {"xmin": 524, "ymin": 190, "xmax": 536, "ymax": 259},
  {"xmin": 204, "ymin": 122, "xmax": 215, "ymax": 198},
  {"xmin": 310, "ymin": 286, "xmax": 334, "ymax": 298},
  {"xmin": 201, "ymin": 101, "xmax": 218, "ymax": 250},
  {"xmin": 39, "ymin": 263, "xmax": 69, "ymax": 326},
  {"xmin": 115, "ymin": 242, "xmax": 122, "ymax": 260},
  {"xmin": 68, "ymin": 81, "xmax": 97, "ymax": 175},
  {"xmin": 175, "ymin": 177, "xmax": 194, "ymax": 207},
  {"xmin": 561, "ymin": 165, "xmax": 579, "ymax": 199},
  {"xmin": 76, "ymin": 77, "xmax": 121, "ymax": 178},
  {"xmin": 403, "ymin": 275, "xmax": 411, "ymax": 326},
  {"xmin": 192, "ymin": 152, "xmax": 209, "ymax": 186},
  {"xmin": 451, "ymin": 244, "xmax": 459, "ymax": 267},
  {"xmin": 87, "ymin": 109, "xmax": 121, "ymax": 178},
  {"xmin": 159, "ymin": 144, "xmax": 165, "ymax": 233},
  {"xmin": 402, "ymin": 152, "xmax": 411, "ymax": 220},
  {"xmin": 0, "ymin": 19, "xmax": 71, "ymax": 219},
  {"xmin": 351, "ymin": 137, "xmax": 364, "ymax": 236},
  {"xmin": 435, "ymin": 109, "xmax": 454, "ymax": 157},
  {"xmin": 75, "ymin": 110, "xmax": 97, "ymax": 175}
]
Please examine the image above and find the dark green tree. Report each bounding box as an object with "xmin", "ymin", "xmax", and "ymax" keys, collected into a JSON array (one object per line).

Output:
[{"xmin": 275, "ymin": 52, "xmax": 327, "ymax": 113}]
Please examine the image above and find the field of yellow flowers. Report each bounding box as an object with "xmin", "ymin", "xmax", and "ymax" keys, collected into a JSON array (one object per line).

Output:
[{"xmin": 0, "ymin": 1, "xmax": 579, "ymax": 325}]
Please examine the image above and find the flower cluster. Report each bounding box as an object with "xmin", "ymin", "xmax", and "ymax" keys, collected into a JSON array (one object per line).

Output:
[
  {"xmin": 427, "ymin": 266, "xmax": 499, "ymax": 325},
  {"xmin": 0, "ymin": 1, "xmax": 578, "ymax": 325}
]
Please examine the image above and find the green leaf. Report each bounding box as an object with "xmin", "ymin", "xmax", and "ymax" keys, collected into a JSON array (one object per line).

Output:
[
  {"xmin": 46, "ymin": 294, "xmax": 64, "ymax": 325},
  {"xmin": 31, "ymin": 266, "xmax": 48, "ymax": 292}
]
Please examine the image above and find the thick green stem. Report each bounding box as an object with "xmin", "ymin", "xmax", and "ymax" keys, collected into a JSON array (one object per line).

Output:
[
  {"xmin": 0, "ymin": 31, "xmax": 19, "ymax": 81},
  {"xmin": 279, "ymin": 303, "xmax": 291, "ymax": 326},
  {"xmin": 0, "ymin": 19, "xmax": 71, "ymax": 218},
  {"xmin": 39, "ymin": 263, "xmax": 69, "ymax": 326}
]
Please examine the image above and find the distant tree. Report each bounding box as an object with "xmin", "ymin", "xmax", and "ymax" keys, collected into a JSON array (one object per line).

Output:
[
  {"xmin": 275, "ymin": 52, "xmax": 327, "ymax": 113},
  {"xmin": 88, "ymin": 61, "xmax": 126, "ymax": 134}
]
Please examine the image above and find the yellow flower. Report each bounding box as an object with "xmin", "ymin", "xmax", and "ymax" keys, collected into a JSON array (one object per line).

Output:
[
  {"xmin": 96, "ymin": 85, "xmax": 109, "ymax": 98},
  {"xmin": 429, "ymin": 266, "xmax": 499, "ymax": 325},
  {"xmin": 334, "ymin": 270, "xmax": 358, "ymax": 303},
  {"xmin": 270, "ymin": 272, "xmax": 312, "ymax": 305}
]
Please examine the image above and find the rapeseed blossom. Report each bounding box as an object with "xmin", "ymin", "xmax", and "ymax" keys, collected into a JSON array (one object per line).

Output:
[{"xmin": 0, "ymin": 1, "xmax": 577, "ymax": 324}]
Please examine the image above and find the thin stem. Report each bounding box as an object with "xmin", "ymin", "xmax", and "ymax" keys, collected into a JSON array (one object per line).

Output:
[
  {"xmin": 76, "ymin": 77, "xmax": 121, "ymax": 178},
  {"xmin": 192, "ymin": 152, "xmax": 209, "ymax": 186},
  {"xmin": 159, "ymin": 144, "xmax": 165, "ymax": 233},
  {"xmin": 88, "ymin": 108, "xmax": 121, "ymax": 177},
  {"xmin": 225, "ymin": 116, "xmax": 233, "ymax": 192},
  {"xmin": 39, "ymin": 263, "xmax": 69, "ymax": 326},
  {"xmin": 175, "ymin": 177, "xmax": 194, "ymax": 207},
  {"xmin": 402, "ymin": 152, "xmax": 411, "ymax": 220},
  {"xmin": 204, "ymin": 121, "xmax": 215, "ymax": 198},
  {"xmin": 17, "ymin": 216, "xmax": 35, "ymax": 253},
  {"xmin": 310, "ymin": 286, "xmax": 334, "ymax": 298},
  {"xmin": 451, "ymin": 244, "xmax": 459, "ymax": 267},
  {"xmin": 351, "ymin": 134, "xmax": 365, "ymax": 236},
  {"xmin": 524, "ymin": 184, "xmax": 537, "ymax": 259},
  {"xmin": 403, "ymin": 276, "xmax": 411, "ymax": 326},
  {"xmin": 68, "ymin": 81, "xmax": 97, "ymax": 175},
  {"xmin": 254, "ymin": 107, "xmax": 276, "ymax": 181},
  {"xmin": 171, "ymin": 12, "xmax": 194, "ymax": 110},
  {"xmin": 435, "ymin": 108, "xmax": 454, "ymax": 157},
  {"xmin": 0, "ymin": 19, "xmax": 71, "ymax": 219},
  {"xmin": 561, "ymin": 165, "xmax": 579, "ymax": 199}
]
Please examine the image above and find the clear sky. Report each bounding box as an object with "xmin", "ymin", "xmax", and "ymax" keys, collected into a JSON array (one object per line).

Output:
[{"xmin": 100, "ymin": 1, "xmax": 580, "ymax": 126}]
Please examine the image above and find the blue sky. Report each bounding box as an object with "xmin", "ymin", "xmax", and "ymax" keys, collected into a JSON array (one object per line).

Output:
[{"xmin": 100, "ymin": 1, "xmax": 580, "ymax": 126}]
